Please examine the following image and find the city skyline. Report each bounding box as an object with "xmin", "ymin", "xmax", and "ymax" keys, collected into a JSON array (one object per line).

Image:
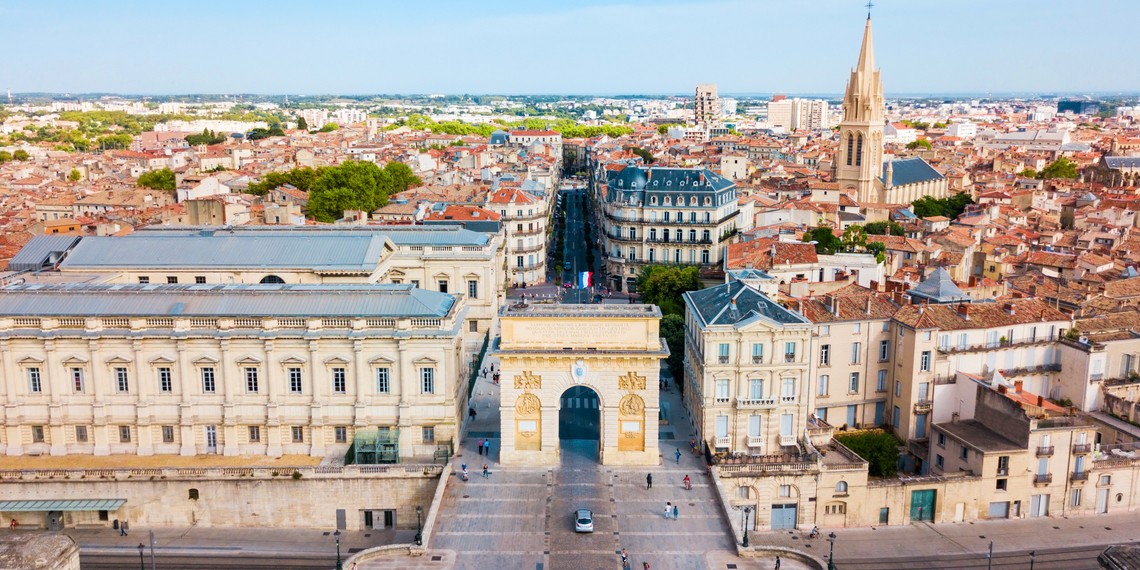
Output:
[{"xmin": 2, "ymin": 0, "xmax": 1138, "ymax": 96}]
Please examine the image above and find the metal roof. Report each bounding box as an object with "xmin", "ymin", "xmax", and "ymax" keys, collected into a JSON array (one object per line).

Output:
[
  {"xmin": 8, "ymin": 235, "xmax": 82, "ymax": 272},
  {"xmin": 134, "ymin": 225, "xmax": 491, "ymax": 247},
  {"xmin": 0, "ymin": 284, "xmax": 455, "ymax": 318},
  {"xmin": 907, "ymin": 267, "xmax": 970, "ymax": 304},
  {"xmin": 683, "ymin": 281, "xmax": 809, "ymax": 327},
  {"xmin": 1105, "ymin": 156, "xmax": 1140, "ymax": 169},
  {"xmin": 0, "ymin": 498, "xmax": 125, "ymax": 512},
  {"xmin": 883, "ymin": 157, "xmax": 944, "ymax": 187},
  {"xmin": 59, "ymin": 234, "xmax": 389, "ymax": 272}
]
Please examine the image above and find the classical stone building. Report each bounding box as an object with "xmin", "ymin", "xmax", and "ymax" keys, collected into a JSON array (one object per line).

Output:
[
  {"xmin": 0, "ymin": 283, "xmax": 469, "ymax": 460},
  {"xmin": 595, "ymin": 165, "xmax": 740, "ymax": 292},
  {"xmin": 495, "ymin": 304, "xmax": 667, "ymax": 466}
]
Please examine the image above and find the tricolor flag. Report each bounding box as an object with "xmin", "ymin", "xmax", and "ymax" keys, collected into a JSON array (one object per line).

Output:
[{"xmin": 578, "ymin": 271, "xmax": 592, "ymax": 289}]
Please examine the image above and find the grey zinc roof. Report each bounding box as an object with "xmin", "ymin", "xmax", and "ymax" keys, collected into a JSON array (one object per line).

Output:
[
  {"xmin": 0, "ymin": 498, "xmax": 126, "ymax": 512},
  {"xmin": 8, "ymin": 235, "xmax": 82, "ymax": 272},
  {"xmin": 907, "ymin": 267, "xmax": 970, "ymax": 304},
  {"xmin": 134, "ymin": 225, "xmax": 490, "ymax": 247},
  {"xmin": 883, "ymin": 157, "xmax": 944, "ymax": 187},
  {"xmin": 606, "ymin": 166, "xmax": 736, "ymax": 205},
  {"xmin": 0, "ymin": 284, "xmax": 455, "ymax": 318},
  {"xmin": 1106, "ymin": 156, "xmax": 1140, "ymax": 169},
  {"xmin": 683, "ymin": 281, "xmax": 809, "ymax": 328}
]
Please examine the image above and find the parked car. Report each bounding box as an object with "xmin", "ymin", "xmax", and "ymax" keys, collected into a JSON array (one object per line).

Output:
[{"xmin": 574, "ymin": 509, "xmax": 593, "ymax": 533}]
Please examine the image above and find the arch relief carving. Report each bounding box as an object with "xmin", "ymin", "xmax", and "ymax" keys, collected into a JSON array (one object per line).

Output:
[
  {"xmin": 618, "ymin": 371, "xmax": 646, "ymax": 391},
  {"xmin": 618, "ymin": 394, "xmax": 644, "ymax": 417},
  {"xmin": 514, "ymin": 371, "xmax": 542, "ymax": 391},
  {"xmin": 515, "ymin": 393, "xmax": 542, "ymax": 418}
]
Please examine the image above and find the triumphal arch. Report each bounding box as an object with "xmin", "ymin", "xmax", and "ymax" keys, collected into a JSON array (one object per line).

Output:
[{"xmin": 494, "ymin": 303, "xmax": 667, "ymax": 466}]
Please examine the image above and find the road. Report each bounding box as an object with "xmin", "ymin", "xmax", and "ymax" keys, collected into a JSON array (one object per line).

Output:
[
  {"xmin": 559, "ymin": 186, "xmax": 598, "ymax": 304},
  {"xmin": 80, "ymin": 552, "xmax": 329, "ymax": 569}
]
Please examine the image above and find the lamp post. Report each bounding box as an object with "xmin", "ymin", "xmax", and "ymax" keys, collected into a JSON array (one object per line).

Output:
[
  {"xmin": 1029, "ymin": 550, "xmax": 1036, "ymax": 570},
  {"xmin": 415, "ymin": 506, "xmax": 423, "ymax": 546},
  {"xmin": 985, "ymin": 540, "xmax": 993, "ymax": 570},
  {"xmin": 827, "ymin": 532, "xmax": 837, "ymax": 570},
  {"xmin": 333, "ymin": 529, "xmax": 342, "ymax": 570},
  {"xmin": 739, "ymin": 506, "xmax": 753, "ymax": 547},
  {"xmin": 136, "ymin": 543, "xmax": 145, "ymax": 570}
]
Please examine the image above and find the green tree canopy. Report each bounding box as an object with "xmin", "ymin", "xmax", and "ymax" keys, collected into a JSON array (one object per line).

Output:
[
  {"xmin": 636, "ymin": 265, "xmax": 702, "ymax": 316},
  {"xmin": 835, "ymin": 430, "xmax": 899, "ymax": 477},
  {"xmin": 297, "ymin": 116, "xmax": 309, "ymax": 131},
  {"xmin": 95, "ymin": 134, "xmax": 132, "ymax": 150},
  {"xmin": 318, "ymin": 123, "xmax": 339, "ymax": 132},
  {"xmin": 137, "ymin": 168, "xmax": 176, "ymax": 192},
  {"xmin": 841, "ymin": 224, "xmax": 868, "ymax": 252},
  {"xmin": 659, "ymin": 313, "xmax": 686, "ymax": 394},
  {"xmin": 906, "ymin": 138, "xmax": 932, "ymax": 150},
  {"xmin": 1038, "ymin": 157, "xmax": 1079, "ymax": 180},
  {"xmin": 866, "ymin": 241, "xmax": 887, "ymax": 264},
  {"xmin": 911, "ymin": 192, "xmax": 974, "ymax": 220},
  {"xmin": 0, "ymin": 151, "xmax": 12, "ymax": 163},
  {"xmin": 12, "ymin": 149, "xmax": 30, "ymax": 161},
  {"xmin": 186, "ymin": 129, "xmax": 226, "ymax": 146},
  {"xmin": 305, "ymin": 161, "xmax": 424, "ymax": 222},
  {"xmin": 1018, "ymin": 168, "xmax": 1037, "ymax": 178},
  {"xmin": 68, "ymin": 169, "xmax": 81, "ymax": 182},
  {"xmin": 246, "ymin": 166, "xmax": 324, "ymax": 196},
  {"xmin": 804, "ymin": 227, "xmax": 842, "ymax": 254},
  {"xmin": 864, "ymin": 220, "xmax": 905, "ymax": 236},
  {"xmin": 626, "ymin": 146, "xmax": 656, "ymax": 164}
]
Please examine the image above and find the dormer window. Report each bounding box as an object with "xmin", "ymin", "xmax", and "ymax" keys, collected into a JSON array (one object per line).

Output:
[
  {"xmin": 666, "ymin": 180, "xmax": 672, "ymax": 186},
  {"xmin": 650, "ymin": 196, "xmax": 657, "ymax": 205},
  {"xmin": 663, "ymin": 196, "xmax": 671, "ymax": 206},
  {"xmin": 690, "ymin": 196, "xmax": 698, "ymax": 206},
  {"xmin": 704, "ymin": 197, "xmax": 712, "ymax": 206},
  {"xmin": 680, "ymin": 179, "xmax": 686, "ymax": 186}
]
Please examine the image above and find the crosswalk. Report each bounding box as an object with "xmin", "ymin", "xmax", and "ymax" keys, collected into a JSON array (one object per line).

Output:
[{"xmin": 560, "ymin": 395, "xmax": 599, "ymax": 409}]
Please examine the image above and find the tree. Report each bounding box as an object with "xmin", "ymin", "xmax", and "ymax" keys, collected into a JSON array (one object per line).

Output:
[
  {"xmin": 841, "ymin": 225, "xmax": 868, "ymax": 252},
  {"xmin": 1018, "ymin": 168, "xmax": 1037, "ymax": 178},
  {"xmin": 660, "ymin": 314, "xmax": 686, "ymax": 394},
  {"xmin": 95, "ymin": 134, "xmax": 132, "ymax": 150},
  {"xmin": 635, "ymin": 265, "xmax": 702, "ymax": 316},
  {"xmin": 318, "ymin": 123, "xmax": 339, "ymax": 133},
  {"xmin": 247, "ymin": 166, "xmax": 325, "ymax": 195},
  {"xmin": 137, "ymin": 168, "xmax": 176, "ymax": 192},
  {"xmin": 1038, "ymin": 157, "xmax": 1079, "ymax": 180},
  {"xmin": 12, "ymin": 149, "xmax": 30, "ymax": 161},
  {"xmin": 835, "ymin": 430, "xmax": 899, "ymax": 477},
  {"xmin": 186, "ymin": 129, "xmax": 225, "ymax": 146},
  {"xmin": 906, "ymin": 139, "xmax": 932, "ymax": 150},
  {"xmin": 911, "ymin": 192, "xmax": 974, "ymax": 220},
  {"xmin": 382, "ymin": 161, "xmax": 423, "ymax": 194},
  {"xmin": 0, "ymin": 151, "xmax": 12, "ymax": 163},
  {"xmin": 68, "ymin": 169, "xmax": 81, "ymax": 182},
  {"xmin": 866, "ymin": 241, "xmax": 887, "ymax": 264},
  {"xmin": 933, "ymin": 122, "xmax": 947, "ymax": 129},
  {"xmin": 305, "ymin": 160, "xmax": 419, "ymax": 222},
  {"xmin": 626, "ymin": 146, "xmax": 655, "ymax": 164},
  {"xmin": 864, "ymin": 220, "xmax": 905, "ymax": 236},
  {"xmin": 804, "ymin": 227, "xmax": 841, "ymax": 255},
  {"xmin": 297, "ymin": 116, "xmax": 308, "ymax": 131}
]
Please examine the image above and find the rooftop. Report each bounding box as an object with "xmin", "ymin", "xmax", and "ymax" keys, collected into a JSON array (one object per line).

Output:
[
  {"xmin": 500, "ymin": 302, "xmax": 661, "ymax": 319},
  {"xmin": 684, "ymin": 281, "xmax": 810, "ymax": 328},
  {"xmin": 934, "ymin": 419, "xmax": 1025, "ymax": 453}
]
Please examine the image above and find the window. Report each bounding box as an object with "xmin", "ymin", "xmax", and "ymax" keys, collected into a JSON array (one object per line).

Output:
[
  {"xmin": 846, "ymin": 134, "xmax": 854, "ymax": 166},
  {"xmin": 924, "ymin": 331, "xmax": 932, "ymax": 341},
  {"xmin": 848, "ymin": 372, "xmax": 859, "ymax": 393},
  {"xmin": 27, "ymin": 367, "xmax": 41, "ymax": 393},
  {"xmin": 998, "ymin": 456, "xmax": 1010, "ymax": 476},
  {"xmin": 879, "ymin": 507, "xmax": 889, "ymax": 524},
  {"xmin": 879, "ymin": 340, "xmax": 890, "ymax": 361},
  {"xmin": 701, "ymin": 249, "xmax": 710, "ymax": 264},
  {"xmin": 817, "ymin": 375, "xmax": 830, "ymax": 396},
  {"xmin": 438, "ymin": 280, "xmax": 448, "ymax": 293},
  {"xmin": 820, "ymin": 344, "xmax": 831, "ymax": 366},
  {"xmin": 195, "ymin": 276, "xmax": 206, "ymax": 284},
  {"xmin": 332, "ymin": 368, "xmax": 347, "ymax": 394},
  {"xmin": 119, "ymin": 425, "xmax": 131, "ymax": 443},
  {"xmin": 467, "ymin": 280, "xmax": 478, "ymax": 299},
  {"xmin": 469, "ymin": 320, "xmax": 478, "ymax": 333},
  {"xmin": 188, "ymin": 489, "xmax": 200, "ymax": 500},
  {"xmin": 249, "ymin": 426, "xmax": 261, "ymax": 442},
  {"xmin": 738, "ymin": 486, "xmax": 751, "ymax": 499},
  {"xmin": 939, "ymin": 334, "xmax": 950, "ymax": 350},
  {"xmin": 751, "ymin": 343, "xmax": 764, "ymax": 364},
  {"xmin": 876, "ymin": 370, "xmax": 887, "ymax": 392},
  {"xmin": 162, "ymin": 425, "xmax": 175, "ymax": 443},
  {"xmin": 782, "ymin": 378, "xmax": 795, "ymax": 399},
  {"xmin": 335, "ymin": 426, "xmax": 347, "ymax": 443},
  {"xmin": 32, "ymin": 426, "xmax": 45, "ymax": 443},
  {"xmin": 853, "ymin": 323, "xmax": 861, "ymax": 334},
  {"xmin": 935, "ymin": 454, "xmax": 944, "ymax": 469},
  {"xmin": 996, "ymin": 479, "xmax": 1008, "ymax": 491},
  {"xmin": 851, "ymin": 342, "xmax": 861, "ymax": 364},
  {"xmin": 961, "ymin": 446, "xmax": 969, "ymax": 460},
  {"xmin": 288, "ymin": 368, "xmax": 303, "ymax": 394},
  {"xmin": 376, "ymin": 368, "xmax": 390, "ymax": 393},
  {"xmin": 201, "ymin": 367, "xmax": 216, "ymax": 393},
  {"xmin": 920, "ymin": 351, "xmax": 931, "ymax": 372},
  {"xmin": 855, "ymin": 133, "xmax": 863, "ymax": 166},
  {"xmin": 784, "ymin": 342, "xmax": 796, "ymax": 362},
  {"xmin": 245, "ymin": 367, "xmax": 259, "ymax": 393},
  {"xmin": 715, "ymin": 379, "xmax": 730, "ymax": 400},
  {"xmin": 71, "ymin": 368, "xmax": 84, "ymax": 392},
  {"xmin": 516, "ymin": 256, "xmax": 524, "ymax": 268},
  {"xmin": 138, "ymin": 276, "xmax": 150, "ymax": 284},
  {"xmin": 422, "ymin": 426, "xmax": 435, "ymax": 443},
  {"xmin": 421, "ymin": 368, "xmax": 435, "ymax": 394},
  {"xmin": 411, "ymin": 280, "xmax": 420, "ymax": 288},
  {"xmin": 166, "ymin": 276, "xmax": 178, "ymax": 284},
  {"xmin": 1071, "ymin": 489, "xmax": 1082, "ymax": 507},
  {"xmin": 75, "ymin": 426, "xmax": 88, "ymax": 443},
  {"xmin": 892, "ymin": 406, "xmax": 900, "ymax": 428},
  {"xmin": 937, "ymin": 433, "xmax": 946, "ymax": 447},
  {"xmin": 749, "ymin": 379, "xmax": 764, "ymax": 399},
  {"xmin": 894, "ymin": 380, "xmax": 902, "ymax": 397},
  {"xmin": 836, "ymin": 481, "xmax": 848, "ymax": 494},
  {"xmin": 778, "ymin": 485, "xmax": 791, "ymax": 498},
  {"xmin": 292, "ymin": 426, "xmax": 304, "ymax": 443},
  {"xmin": 1100, "ymin": 475, "xmax": 1112, "ymax": 486},
  {"xmin": 821, "ymin": 325, "xmax": 831, "ymax": 336},
  {"xmin": 115, "ymin": 367, "xmax": 129, "ymax": 393},
  {"xmin": 158, "ymin": 367, "xmax": 172, "ymax": 392},
  {"xmin": 718, "ymin": 343, "xmax": 730, "ymax": 364},
  {"xmin": 748, "ymin": 414, "xmax": 762, "ymax": 437}
]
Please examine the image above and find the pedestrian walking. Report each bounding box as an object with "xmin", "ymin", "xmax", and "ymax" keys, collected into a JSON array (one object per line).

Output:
[
  {"xmin": 643, "ymin": 562, "xmax": 650, "ymax": 570},
  {"xmin": 482, "ymin": 463, "xmax": 489, "ymax": 478},
  {"xmin": 672, "ymin": 504, "xmax": 678, "ymax": 521},
  {"xmin": 664, "ymin": 502, "xmax": 671, "ymax": 520},
  {"xmin": 646, "ymin": 473, "xmax": 653, "ymax": 489},
  {"xmin": 478, "ymin": 438, "xmax": 485, "ymax": 455},
  {"xmin": 469, "ymin": 407, "xmax": 477, "ymax": 421},
  {"xmin": 774, "ymin": 555, "xmax": 781, "ymax": 569},
  {"xmin": 484, "ymin": 440, "xmax": 492, "ymax": 456},
  {"xmin": 120, "ymin": 520, "xmax": 128, "ymax": 536},
  {"xmin": 621, "ymin": 548, "xmax": 629, "ymax": 569},
  {"xmin": 674, "ymin": 448, "xmax": 682, "ymax": 464}
]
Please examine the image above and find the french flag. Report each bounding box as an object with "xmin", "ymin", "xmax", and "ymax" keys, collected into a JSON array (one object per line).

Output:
[{"xmin": 578, "ymin": 271, "xmax": 592, "ymax": 289}]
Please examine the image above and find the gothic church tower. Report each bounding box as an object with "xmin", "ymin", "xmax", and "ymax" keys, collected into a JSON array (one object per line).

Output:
[{"xmin": 835, "ymin": 17, "xmax": 885, "ymax": 203}]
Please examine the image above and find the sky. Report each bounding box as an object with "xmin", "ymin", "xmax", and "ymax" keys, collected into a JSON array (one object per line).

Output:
[{"xmin": 1, "ymin": 0, "xmax": 1138, "ymax": 96}]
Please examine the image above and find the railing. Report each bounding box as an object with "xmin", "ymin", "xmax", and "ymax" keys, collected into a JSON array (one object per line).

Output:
[
  {"xmin": 0, "ymin": 464, "xmax": 446, "ymax": 481},
  {"xmin": 511, "ymin": 242, "xmax": 545, "ymax": 254},
  {"xmin": 714, "ymin": 397, "xmax": 730, "ymax": 404},
  {"xmin": 366, "ymin": 318, "xmax": 397, "ymax": 328},
  {"xmin": 1073, "ymin": 443, "xmax": 1093, "ymax": 454},
  {"xmin": 321, "ymin": 318, "xmax": 351, "ymax": 328},
  {"xmin": 1034, "ymin": 473, "xmax": 1053, "ymax": 485},
  {"xmin": 717, "ymin": 356, "xmax": 729, "ymax": 364},
  {"xmin": 914, "ymin": 400, "xmax": 932, "ymax": 414},
  {"xmin": 784, "ymin": 354, "xmax": 797, "ymax": 363},
  {"xmin": 1070, "ymin": 471, "xmax": 1089, "ymax": 482},
  {"xmin": 513, "ymin": 260, "xmax": 545, "ymax": 271},
  {"xmin": 779, "ymin": 434, "xmax": 797, "ymax": 447},
  {"xmin": 57, "ymin": 318, "xmax": 86, "ymax": 329},
  {"xmin": 603, "ymin": 210, "xmax": 729, "ymax": 227},
  {"xmin": 737, "ymin": 397, "xmax": 778, "ymax": 408},
  {"xmin": 714, "ymin": 436, "xmax": 731, "ymax": 449},
  {"xmin": 996, "ymin": 468, "xmax": 1009, "ymax": 477},
  {"xmin": 747, "ymin": 435, "xmax": 765, "ymax": 447},
  {"xmin": 937, "ymin": 334, "xmax": 1059, "ymax": 354},
  {"xmin": 1036, "ymin": 446, "xmax": 1054, "ymax": 457},
  {"xmin": 780, "ymin": 395, "xmax": 797, "ymax": 404},
  {"xmin": 511, "ymin": 227, "xmax": 545, "ymax": 237},
  {"xmin": 410, "ymin": 319, "xmax": 442, "ymax": 328},
  {"xmin": 752, "ymin": 356, "xmax": 763, "ymax": 364}
]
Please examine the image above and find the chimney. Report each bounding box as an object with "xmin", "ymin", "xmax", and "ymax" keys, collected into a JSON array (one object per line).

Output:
[
  {"xmin": 998, "ymin": 385, "xmax": 1008, "ymax": 394},
  {"xmin": 865, "ymin": 296, "xmax": 872, "ymax": 316},
  {"xmin": 951, "ymin": 411, "xmax": 960, "ymax": 423},
  {"xmin": 969, "ymin": 275, "xmax": 977, "ymax": 287},
  {"xmin": 957, "ymin": 303, "xmax": 970, "ymax": 320},
  {"xmin": 1004, "ymin": 302, "xmax": 1015, "ymax": 315},
  {"xmin": 1014, "ymin": 380, "xmax": 1024, "ymax": 393},
  {"xmin": 1036, "ymin": 395, "xmax": 1044, "ymax": 407}
]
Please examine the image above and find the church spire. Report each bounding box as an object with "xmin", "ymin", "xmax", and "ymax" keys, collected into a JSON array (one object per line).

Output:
[{"xmin": 856, "ymin": 16, "xmax": 875, "ymax": 78}]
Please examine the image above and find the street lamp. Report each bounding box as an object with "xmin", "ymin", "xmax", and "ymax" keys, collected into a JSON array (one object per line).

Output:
[
  {"xmin": 827, "ymin": 532, "xmax": 837, "ymax": 570},
  {"xmin": 333, "ymin": 529, "xmax": 342, "ymax": 570},
  {"xmin": 985, "ymin": 540, "xmax": 993, "ymax": 570},
  {"xmin": 1029, "ymin": 550, "xmax": 1036, "ymax": 570},
  {"xmin": 137, "ymin": 543, "xmax": 145, "ymax": 570},
  {"xmin": 739, "ymin": 506, "xmax": 753, "ymax": 547},
  {"xmin": 415, "ymin": 506, "xmax": 423, "ymax": 546}
]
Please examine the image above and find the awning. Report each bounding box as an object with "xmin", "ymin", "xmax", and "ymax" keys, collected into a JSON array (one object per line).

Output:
[{"xmin": 0, "ymin": 499, "xmax": 126, "ymax": 512}]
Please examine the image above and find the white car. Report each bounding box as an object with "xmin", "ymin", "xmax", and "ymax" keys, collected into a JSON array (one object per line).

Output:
[{"xmin": 574, "ymin": 509, "xmax": 593, "ymax": 533}]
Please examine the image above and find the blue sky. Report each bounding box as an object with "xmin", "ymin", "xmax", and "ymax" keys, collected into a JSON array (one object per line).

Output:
[{"xmin": 1, "ymin": 0, "xmax": 1137, "ymax": 96}]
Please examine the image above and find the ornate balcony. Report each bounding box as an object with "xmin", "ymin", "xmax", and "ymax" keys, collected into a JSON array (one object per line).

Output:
[
  {"xmin": 914, "ymin": 400, "xmax": 932, "ymax": 414},
  {"xmin": 714, "ymin": 436, "xmax": 731, "ymax": 449},
  {"xmin": 1036, "ymin": 446, "xmax": 1055, "ymax": 457},
  {"xmin": 1073, "ymin": 443, "xmax": 1093, "ymax": 454},
  {"xmin": 747, "ymin": 435, "xmax": 765, "ymax": 448},
  {"xmin": 1033, "ymin": 473, "xmax": 1053, "ymax": 485},
  {"xmin": 1070, "ymin": 471, "xmax": 1089, "ymax": 482},
  {"xmin": 779, "ymin": 434, "xmax": 797, "ymax": 447},
  {"xmin": 736, "ymin": 397, "xmax": 778, "ymax": 409}
]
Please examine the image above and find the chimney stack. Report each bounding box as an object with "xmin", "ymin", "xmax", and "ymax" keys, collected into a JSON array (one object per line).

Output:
[
  {"xmin": 1036, "ymin": 395, "xmax": 1044, "ymax": 407},
  {"xmin": 1004, "ymin": 302, "xmax": 1016, "ymax": 315},
  {"xmin": 957, "ymin": 303, "xmax": 970, "ymax": 320},
  {"xmin": 1014, "ymin": 380, "xmax": 1024, "ymax": 393},
  {"xmin": 998, "ymin": 385, "xmax": 1008, "ymax": 394},
  {"xmin": 865, "ymin": 296, "xmax": 872, "ymax": 315}
]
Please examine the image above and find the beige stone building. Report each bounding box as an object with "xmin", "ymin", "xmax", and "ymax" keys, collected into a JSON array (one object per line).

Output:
[
  {"xmin": 495, "ymin": 303, "xmax": 667, "ymax": 466},
  {"xmin": 1058, "ymin": 311, "xmax": 1140, "ymax": 412},
  {"xmin": 0, "ymin": 283, "xmax": 469, "ymax": 461}
]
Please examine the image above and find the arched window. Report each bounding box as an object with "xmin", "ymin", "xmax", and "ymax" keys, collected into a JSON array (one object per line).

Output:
[
  {"xmin": 846, "ymin": 134, "xmax": 854, "ymax": 166},
  {"xmin": 855, "ymin": 134, "xmax": 864, "ymax": 167},
  {"xmin": 188, "ymin": 488, "xmax": 199, "ymax": 500},
  {"xmin": 260, "ymin": 275, "xmax": 285, "ymax": 284},
  {"xmin": 836, "ymin": 481, "xmax": 848, "ymax": 493},
  {"xmin": 690, "ymin": 196, "xmax": 698, "ymax": 206}
]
